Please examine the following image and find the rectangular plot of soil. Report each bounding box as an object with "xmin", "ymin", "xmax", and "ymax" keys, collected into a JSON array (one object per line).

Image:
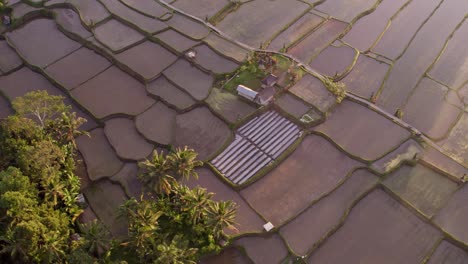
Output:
[
  {"xmin": 434, "ymin": 184, "xmax": 468, "ymax": 244},
  {"xmin": 342, "ymin": 0, "xmax": 408, "ymax": 52},
  {"xmin": 288, "ymin": 19, "xmax": 347, "ymax": 63},
  {"xmin": 315, "ymin": 100, "xmax": 410, "ymax": 161},
  {"xmin": 280, "ymin": 169, "xmax": 378, "ymax": 256},
  {"xmin": 308, "ymin": 189, "xmax": 441, "ymax": 264},
  {"xmin": 341, "ymin": 55, "xmax": 389, "ymax": 99},
  {"xmin": 268, "ymin": 12, "xmax": 324, "ymax": 51},
  {"xmin": 217, "ymin": 0, "xmax": 309, "ymax": 48},
  {"xmin": 384, "ymin": 164, "xmax": 458, "ymax": 218},
  {"xmin": 316, "ymin": 0, "xmax": 379, "ymax": 23},
  {"xmin": 309, "ymin": 43, "xmax": 357, "ymax": 78},
  {"xmin": 429, "ymin": 20, "xmax": 468, "ymax": 89},
  {"xmin": 376, "ymin": 0, "xmax": 468, "ymax": 113},
  {"xmin": 427, "ymin": 241, "xmax": 468, "ymax": 264},
  {"xmin": 240, "ymin": 135, "xmax": 361, "ymax": 226},
  {"xmin": 372, "ymin": 0, "xmax": 441, "ymax": 59}
]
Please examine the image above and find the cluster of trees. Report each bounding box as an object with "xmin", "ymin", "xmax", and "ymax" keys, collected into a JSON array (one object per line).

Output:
[
  {"xmin": 0, "ymin": 0, "xmax": 6, "ymax": 12},
  {"xmin": 0, "ymin": 91, "xmax": 100, "ymax": 263},
  {"xmin": 118, "ymin": 148, "xmax": 237, "ymax": 263},
  {"xmin": 0, "ymin": 91, "xmax": 238, "ymax": 263}
]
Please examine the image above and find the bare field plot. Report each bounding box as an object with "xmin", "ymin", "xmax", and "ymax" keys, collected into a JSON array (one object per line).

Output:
[
  {"xmin": 341, "ymin": 55, "xmax": 389, "ymax": 99},
  {"xmin": 439, "ymin": 114, "xmax": 468, "ymax": 166},
  {"xmin": 268, "ymin": 12, "xmax": 324, "ymax": 51},
  {"xmin": 111, "ymin": 163, "xmax": 144, "ymax": 199},
  {"xmin": 175, "ymin": 107, "xmax": 231, "ymax": 160},
  {"xmin": 135, "ymin": 102, "xmax": 177, "ymax": 145},
  {"xmin": 309, "ymin": 43, "xmax": 357, "ymax": 78},
  {"xmin": 104, "ymin": 118, "xmax": 153, "ymax": 161},
  {"xmin": 46, "ymin": 0, "xmax": 110, "ymax": 25},
  {"xmin": 113, "ymin": 41, "xmax": 177, "ymax": 81},
  {"xmin": 435, "ymin": 184, "xmax": 468, "ymax": 244},
  {"xmin": 93, "ymin": 19, "xmax": 145, "ymax": 53},
  {"xmin": 173, "ymin": 0, "xmax": 229, "ymax": 20},
  {"xmin": 280, "ymin": 169, "xmax": 378, "ymax": 256},
  {"xmin": 288, "ymin": 19, "xmax": 347, "ymax": 63},
  {"xmin": 76, "ymin": 128, "xmax": 123, "ymax": 181},
  {"xmin": 341, "ymin": 0, "xmax": 408, "ymax": 51},
  {"xmin": 200, "ymin": 247, "xmax": 251, "ymax": 264},
  {"xmin": 275, "ymin": 93, "xmax": 310, "ymax": 119},
  {"xmin": 429, "ymin": 21, "xmax": 468, "ymax": 89},
  {"xmin": 402, "ymin": 78, "xmax": 461, "ymax": 140},
  {"xmin": 83, "ymin": 179, "xmax": 128, "ymax": 238},
  {"xmin": 192, "ymin": 44, "xmax": 239, "ymax": 74},
  {"xmin": 120, "ymin": 0, "xmax": 170, "ymax": 18},
  {"xmin": 206, "ymin": 88, "xmax": 257, "ymax": 124},
  {"xmin": 163, "ymin": 59, "xmax": 214, "ymax": 100},
  {"xmin": 240, "ymin": 135, "xmax": 361, "ymax": 226},
  {"xmin": 376, "ymin": 0, "xmax": 468, "ymax": 113},
  {"xmin": 167, "ymin": 14, "xmax": 210, "ymax": 40},
  {"xmin": 147, "ymin": 76, "xmax": 196, "ymax": 110},
  {"xmin": 427, "ymin": 241, "xmax": 468, "ymax": 264},
  {"xmin": 155, "ymin": 29, "xmax": 199, "ymax": 53},
  {"xmin": 0, "ymin": 41, "xmax": 22, "ymax": 73},
  {"xmin": 289, "ymin": 74, "xmax": 336, "ymax": 113},
  {"xmin": 234, "ymin": 234, "xmax": 289, "ymax": 264},
  {"xmin": 99, "ymin": 0, "xmax": 167, "ymax": 33},
  {"xmin": 384, "ymin": 164, "xmax": 458, "ymax": 218},
  {"xmin": 45, "ymin": 47, "xmax": 111, "ymax": 90},
  {"xmin": 6, "ymin": 18, "xmax": 81, "ymax": 67},
  {"xmin": 315, "ymin": 0, "xmax": 379, "ymax": 23},
  {"xmin": 54, "ymin": 8, "xmax": 93, "ymax": 39},
  {"xmin": 372, "ymin": 0, "xmax": 442, "ymax": 59},
  {"xmin": 71, "ymin": 66, "xmax": 155, "ymax": 119},
  {"xmin": 217, "ymin": 0, "xmax": 309, "ymax": 48},
  {"xmin": 308, "ymin": 189, "xmax": 441, "ymax": 264},
  {"xmin": 315, "ymin": 100, "xmax": 410, "ymax": 161}
]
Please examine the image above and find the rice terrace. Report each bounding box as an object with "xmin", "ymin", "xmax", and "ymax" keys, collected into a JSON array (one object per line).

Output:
[{"xmin": 0, "ymin": 0, "xmax": 467, "ymax": 263}]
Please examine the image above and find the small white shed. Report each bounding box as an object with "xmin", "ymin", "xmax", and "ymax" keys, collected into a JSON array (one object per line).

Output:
[{"xmin": 237, "ymin": 85, "xmax": 258, "ymax": 102}]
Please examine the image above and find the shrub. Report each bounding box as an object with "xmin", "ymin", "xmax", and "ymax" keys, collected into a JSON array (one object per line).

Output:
[{"xmin": 323, "ymin": 77, "xmax": 346, "ymax": 103}]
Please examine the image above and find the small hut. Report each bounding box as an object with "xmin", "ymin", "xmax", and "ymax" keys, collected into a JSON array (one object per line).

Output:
[
  {"xmin": 237, "ymin": 85, "xmax": 258, "ymax": 102},
  {"xmin": 261, "ymin": 74, "xmax": 278, "ymax": 88}
]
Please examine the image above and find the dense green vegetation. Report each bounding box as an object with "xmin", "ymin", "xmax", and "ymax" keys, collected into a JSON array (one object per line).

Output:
[
  {"xmin": 0, "ymin": 91, "xmax": 93, "ymax": 263},
  {"xmin": 323, "ymin": 77, "xmax": 346, "ymax": 103},
  {"xmin": 119, "ymin": 148, "xmax": 237, "ymax": 263},
  {"xmin": 0, "ymin": 91, "xmax": 237, "ymax": 263},
  {"xmin": 0, "ymin": 0, "xmax": 7, "ymax": 12},
  {"xmin": 217, "ymin": 52, "xmax": 303, "ymax": 93}
]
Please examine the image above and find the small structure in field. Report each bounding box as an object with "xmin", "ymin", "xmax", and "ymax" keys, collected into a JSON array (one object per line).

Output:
[
  {"xmin": 185, "ymin": 50, "xmax": 197, "ymax": 59},
  {"xmin": 257, "ymin": 86, "xmax": 275, "ymax": 105},
  {"xmin": 261, "ymin": 74, "xmax": 278, "ymax": 88},
  {"xmin": 237, "ymin": 84, "xmax": 258, "ymax": 102}
]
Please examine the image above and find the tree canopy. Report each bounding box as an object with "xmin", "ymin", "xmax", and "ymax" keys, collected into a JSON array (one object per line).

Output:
[
  {"xmin": 0, "ymin": 91, "xmax": 238, "ymax": 263},
  {"xmin": 0, "ymin": 91, "xmax": 90, "ymax": 263},
  {"xmin": 119, "ymin": 149, "xmax": 238, "ymax": 263}
]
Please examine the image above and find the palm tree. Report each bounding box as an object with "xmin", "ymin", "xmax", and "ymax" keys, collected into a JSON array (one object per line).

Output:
[
  {"xmin": 39, "ymin": 230, "xmax": 68, "ymax": 263},
  {"xmin": 180, "ymin": 187, "xmax": 213, "ymax": 225},
  {"xmin": 204, "ymin": 201, "xmax": 238, "ymax": 240},
  {"xmin": 138, "ymin": 150, "xmax": 175, "ymax": 195},
  {"xmin": 0, "ymin": 229, "xmax": 29, "ymax": 262},
  {"xmin": 119, "ymin": 197, "xmax": 162, "ymax": 254},
  {"xmin": 79, "ymin": 220, "xmax": 111, "ymax": 258},
  {"xmin": 155, "ymin": 235, "xmax": 197, "ymax": 264},
  {"xmin": 167, "ymin": 147, "xmax": 203, "ymax": 181}
]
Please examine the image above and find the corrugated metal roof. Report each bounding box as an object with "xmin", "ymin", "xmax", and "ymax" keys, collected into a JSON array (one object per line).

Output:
[{"xmin": 237, "ymin": 84, "xmax": 258, "ymax": 100}]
